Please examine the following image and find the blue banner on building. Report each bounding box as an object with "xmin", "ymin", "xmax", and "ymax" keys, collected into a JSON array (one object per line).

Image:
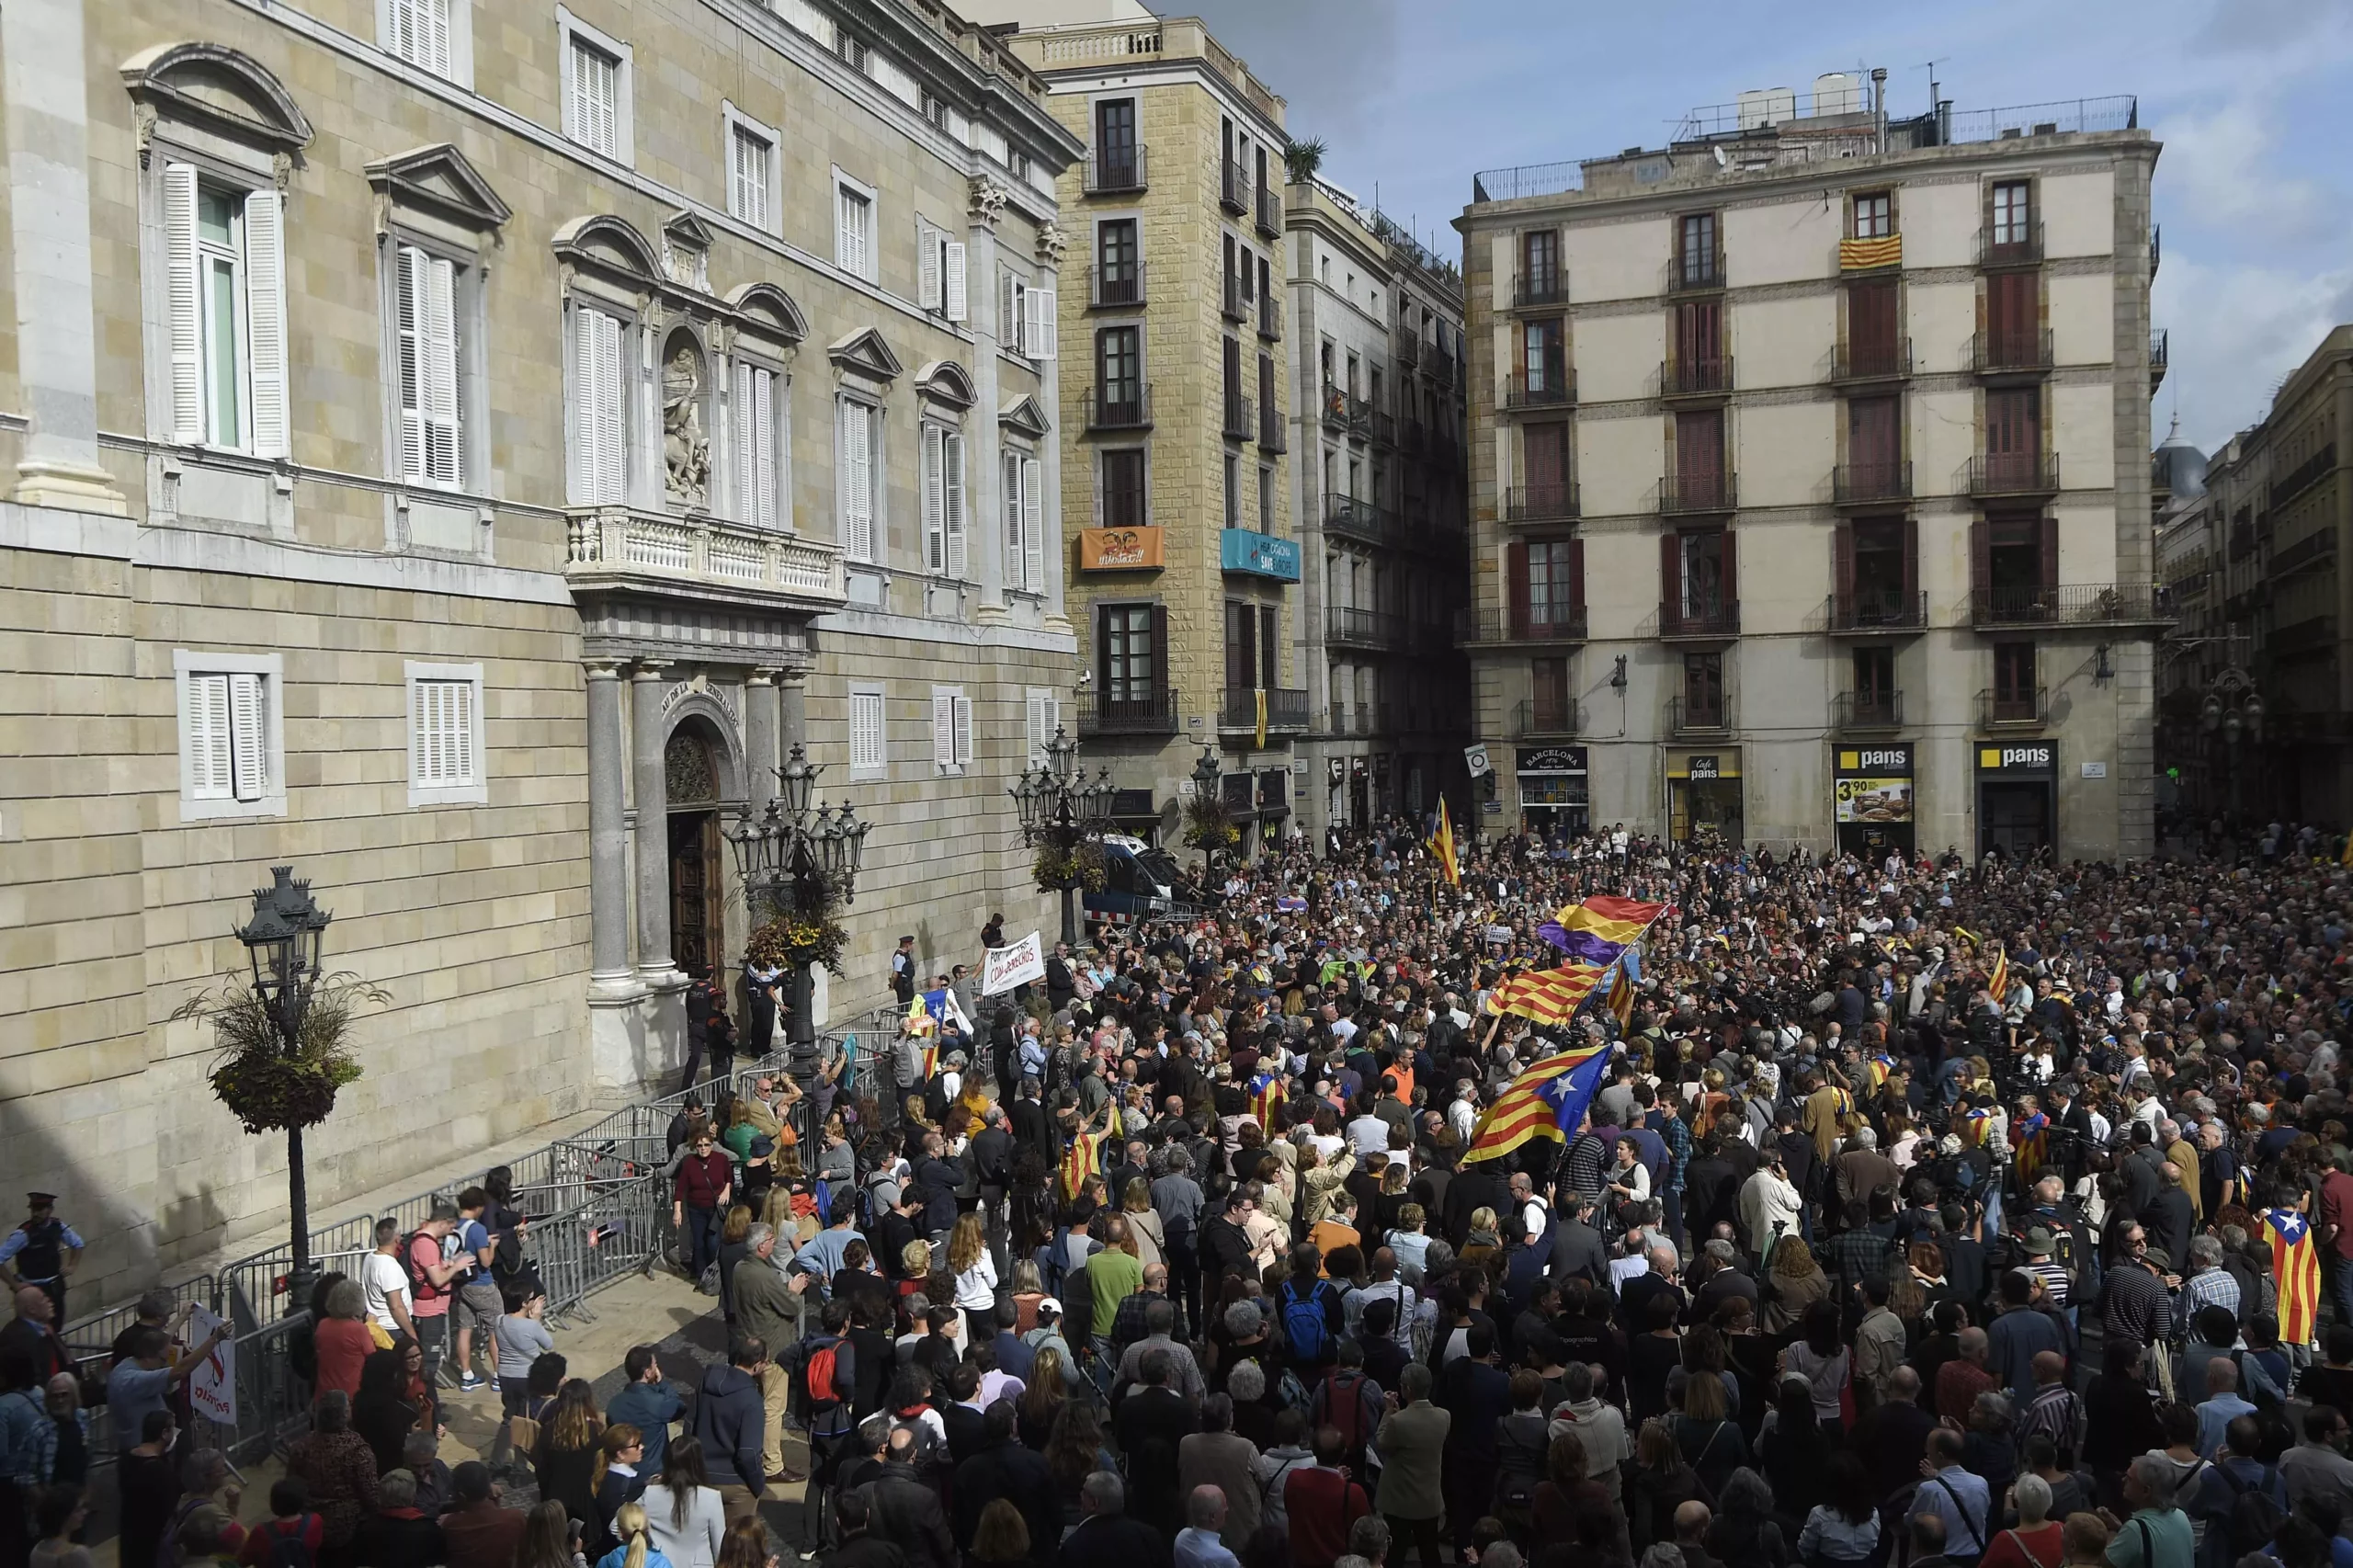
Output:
[{"xmin": 1220, "ymin": 528, "xmax": 1302, "ymax": 582}]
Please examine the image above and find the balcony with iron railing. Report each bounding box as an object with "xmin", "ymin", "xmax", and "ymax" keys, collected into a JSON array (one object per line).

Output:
[
  {"xmin": 1833, "ymin": 337, "xmax": 1913, "ymax": 385},
  {"xmin": 1660, "ymin": 597, "xmax": 1740, "ymax": 640},
  {"xmin": 1977, "ymin": 220, "xmax": 2045, "ymax": 267},
  {"xmin": 1255, "ymin": 183, "xmax": 1281, "ymax": 238},
  {"xmin": 1396, "ymin": 332, "xmax": 1419, "ymax": 367},
  {"xmin": 2151, "ymin": 329, "xmax": 2169, "ymax": 392},
  {"xmin": 1324, "ymin": 494, "xmax": 1396, "ymax": 548},
  {"xmin": 1220, "ymin": 158, "xmax": 1251, "ymax": 215},
  {"xmin": 1659, "ymin": 473, "xmax": 1738, "ymax": 515},
  {"xmin": 1086, "ymin": 263, "xmax": 1147, "ymax": 309},
  {"xmin": 1505, "ymin": 482, "xmax": 1581, "ymax": 523},
  {"xmin": 1257, "ymin": 294, "xmax": 1282, "ymax": 340},
  {"xmin": 1833, "ymin": 460, "xmax": 1912, "ymax": 507},
  {"xmin": 1083, "ymin": 384, "xmax": 1153, "ymax": 431},
  {"xmin": 1259, "ymin": 405, "xmax": 1287, "ymax": 453},
  {"xmin": 1371, "ymin": 409, "xmax": 1396, "ymax": 446},
  {"xmin": 1221, "ymin": 271, "xmax": 1248, "ymax": 323},
  {"xmin": 1827, "ymin": 589, "xmax": 1928, "ymax": 634},
  {"xmin": 1513, "ymin": 272, "xmax": 1568, "ymax": 310},
  {"xmin": 1970, "ymin": 582, "xmax": 2170, "ymax": 630},
  {"xmin": 2151, "ymin": 223, "xmax": 2161, "ymax": 277},
  {"xmin": 1222, "ymin": 391, "xmax": 1255, "ymax": 441},
  {"xmin": 1505, "ymin": 360, "xmax": 1575, "ymax": 412},
  {"xmin": 1076, "ymin": 685, "xmax": 1179, "ymax": 736},
  {"xmin": 1083, "ymin": 144, "xmax": 1148, "ymax": 195},
  {"xmin": 1668, "ymin": 245, "xmax": 1726, "ymax": 294},
  {"xmin": 1515, "ymin": 698, "xmax": 1582, "ymax": 738},
  {"xmin": 1429, "ymin": 349, "xmax": 1453, "ymax": 388},
  {"xmin": 1220, "ymin": 686, "xmax": 1308, "ymax": 731},
  {"xmin": 1967, "ymin": 450, "xmax": 2060, "ymax": 498},
  {"xmin": 1320, "ymin": 381, "xmax": 1348, "ymax": 431},
  {"xmin": 1971, "ymin": 328, "xmax": 2054, "ymax": 376},
  {"xmin": 1978, "ymin": 686, "xmax": 2049, "ymax": 727},
  {"xmin": 1667, "ymin": 694, "xmax": 1733, "ymax": 735},
  {"xmin": 1465, "ymin": 606, "xmax": 1587, "ymax": 644},
  {"xmin": 1326, "ymin": 605, "xmax": 1404, "ymax": 648},
  {"xmin": 1661, "ymin": 356, "xmax": 1733, "ymax": 402},
  {"xmin": 1346, "ymin": 392, "xmax": 1375, "ymax": 438},
  {"xmin": 1399, "ymin": 416, "xmax": 1426, "ymax": 454},
  {"xmin": 1833, "ymin": 690, "xmax": 1904, "ymax": 732}
]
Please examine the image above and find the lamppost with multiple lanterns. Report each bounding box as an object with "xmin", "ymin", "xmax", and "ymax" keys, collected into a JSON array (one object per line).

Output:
[
  {"xmin": 232, "ymin": 866, "xmax": 334, "ymax": 1303},
  {"xmin": 723, "ymin": 743, "xmax": 870, "ymax": 1077},
  {"xmin": 1011, "ymin": 726, "xmax": 1114, "ymax": 948},
  {"xmin": 2200, "ymin": 663, "xmax": 2266, "ymax": 820}
]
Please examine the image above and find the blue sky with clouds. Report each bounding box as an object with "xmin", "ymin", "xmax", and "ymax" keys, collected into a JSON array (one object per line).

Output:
[{"xmin": 1174, "ymin": 0, "xmax": 2353, "ymax": 457}]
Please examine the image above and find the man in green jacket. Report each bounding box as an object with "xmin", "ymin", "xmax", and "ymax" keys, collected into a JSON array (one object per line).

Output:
[{"xmin": 731, "ymin": 1223, "xmax": 810, "ymax": 1483}]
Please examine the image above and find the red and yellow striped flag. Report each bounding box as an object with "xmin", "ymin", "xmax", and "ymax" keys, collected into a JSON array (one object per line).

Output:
[
  {"xmin": 1430, "ymin": 800, "xmax": 1460, "ymax": 887},
  {"xmin": 1059, "ymin": 1127, "xmax": 1105, "ymax": 1200},
  {"xmin": 1484, "ymin": 962, "xmax": 1607, "ymax": 1027}
]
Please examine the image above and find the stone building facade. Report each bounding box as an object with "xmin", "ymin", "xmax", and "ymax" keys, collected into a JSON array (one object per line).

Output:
[
  {"xmin": 1282, "ymin": 176, "xmax": 1470, "ymax": 839},
  {"xmin": 982, "ymin": 12, "xmax": 1301, "ymax": 854},
  {"xmin": 1459, "ymin": 85, "xmax": 2165, "ymax": 860},
  {"xmin": 0, "ymin": 0, "xmax": 1082, "ymax": 1300}
]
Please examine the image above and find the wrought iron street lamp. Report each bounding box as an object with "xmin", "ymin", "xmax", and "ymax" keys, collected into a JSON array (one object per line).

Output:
[
  {"xmin": 1012, "ymin": 725, "xmax": 1113, "ymax": 947},
  {"xmin": 723, "ymin": 743, "xmax": 870, "ymax": 1075},
  {"xmin": 233, "ymin": 866, "xmax": 333, "ymax": 1301},
  {"xmin": 2200, "ymin": 665, "xmax": 2265, "ymax": 820}
]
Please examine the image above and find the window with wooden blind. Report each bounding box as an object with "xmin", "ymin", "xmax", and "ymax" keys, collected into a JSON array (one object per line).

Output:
[
  {"xmin": 1993, "ymin": 642, "xmax": 2038, "ymax": 717},
  {"xmin": 1847, "ymin": 395, "xmax": 1902, "ymax": 497},
  {"xmin": 162, "ymin": 168, "xmax": 289, "ymax": 456},
  {"xmin": 1224, "ymin": 599, "xmax": 1256, "ymax": 695},
  {"xmin": 835, "ymin": 177, "xmax": 875, "ymax": 279},
  {"xmin": 1683, "ymin": 653, "xmax": 1724, "ymax": 726},
  {"xmin": 930, "ymin": 686, "xmax": 973, "ymax": 774},
  {"xmin": 384, "ymin": 0, "xmax": 458, "ymax": 80},
  {"xmin": 1531, "ymin": 657, "xmax": 1572, "ymax": 730},
  {"xmin": 915, "ymin": 216, "xmax": 968, "ymax": 321},
  {"xmin": 1674, "ymin": 408, "xmax": 1726, "ymax": 507},
  {"xmin": 1100, "ymin": 448, "xmax": 1145, "ymax": 532},
  {"xmin": 921, "ymin": 424, "xmax": 966, "ymax": 577},
  {"xmin": 395, "ymin": 245, "xmax": 462, "ymax": 488},
  {"xmin": 1662, "ymin": 529, "xmax": 1734, "ymax": 633},
  {"xmin": 836, "ymin": 398, "xmax": 878, "ymax": 562},
  {"xmin": 848, "ymin": 687, "xmax": 887, "ymax": 778},
  {"xmin": 1836, "ymin": 516, "xmax": 1918, "ymax": 628},
  {"xmin": 732, "ymin": 360, "xmax": 780, "ymax": 529},
  {"xmin": 1675, "ymin": 300, "xmax": 1723, "ymax": 387},
  {"xmin": 1846, "ymin": 278, "xmax": 1899, "ymax": 377},
  {"xmin": 570, "ymin": 305, "xmax": 626, "ymax": 505},
  {"xmin": 730, "ymin": 122, "xmax": 773, "ymax": 232},
  {"xmin": 176, "ymin": 651, "xmax": 284, "ymax": 821},
  {"xmin": 406, "ymin": 661, "xmax": 485, "ymax": 805},
  {"xmin": 1024, "ymin": 688, "xmax": 1062, "ymax": 768},
  {"xmin": 1985, "ymin": 270, "xmax": 2039, "ymax": 365},
  {"xmin": 1984, "ymin": 387, "xmax": 2041, "ymax": 490},
  {"xmin": 560, "ymin": 15, "xmax": 630, "ymax": 160},
  {"xmin": 1523, "ymin": 423, "xmax": 1570, "ymax": 514}
]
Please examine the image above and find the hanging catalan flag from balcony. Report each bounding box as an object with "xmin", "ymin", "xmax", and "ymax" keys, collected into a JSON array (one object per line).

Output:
[{"xmin": 1840, "ymin": 234, "xmax": 1903, "ymax": 270}]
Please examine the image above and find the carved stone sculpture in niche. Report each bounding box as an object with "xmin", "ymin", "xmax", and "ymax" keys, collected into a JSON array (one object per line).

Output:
[{"xmin": 663, "ymin": 337, "xmax": 710, "ymax": 506}]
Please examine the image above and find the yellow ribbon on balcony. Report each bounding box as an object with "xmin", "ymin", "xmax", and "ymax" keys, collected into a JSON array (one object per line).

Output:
[
  {"xmin": 1254, "ymin": 687, "xmax": 1268, "ymax": 748},
  {"xmin": 1840, "ymin": 234, "xmax": 1903, "ymax": 270}
]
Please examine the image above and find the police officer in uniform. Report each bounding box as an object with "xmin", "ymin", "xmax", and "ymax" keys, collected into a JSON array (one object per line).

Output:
[{"xmin": 0, "ymin": 1192, "xmax": 84, "ymax": 1322}]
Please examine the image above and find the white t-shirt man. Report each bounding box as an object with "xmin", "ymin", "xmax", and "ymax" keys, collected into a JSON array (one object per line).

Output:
[
  {"xmin": 362, "ymin": 1249, "xmax": 412, "ymax": 1331},
  {"xmin": 1347, "ymin": 1113, "xmax": 1391, "ymax": 1156}
]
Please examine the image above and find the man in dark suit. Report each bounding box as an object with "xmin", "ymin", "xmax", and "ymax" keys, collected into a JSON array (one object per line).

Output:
[
  {"xmin": 823, "ymin": 1491, "xmax": 909, "ymax": 1568},
  {"xmin": 1111, "ymin": 1348, "xmax": 1199, "ymax": 1535},
  {"xmin": 939, "ymin": 1366, "xmax": 991, "ymax": 1467},
  {"xmin": 1047, "ymin": 942, "xmax": 1076, "ymax": 1012},
  {"xmin": 861, "ymin": 1429, "xmax": 954, "ymax": 1568},
  {"xmin": 1548, "ymin": 1190, "xmax": 1610, "ymax": 1288},
  {"xmin": 1009, "ymin": 1077, "xmax": 1055, "ymax": 1173},
  {"xmin": 679, "ymin": 970, "xmax": 721, "ymax": 1094},
  {"xmin": 1059, "ymin": 1471, "xmax": 1173, "ymax": 1568},
  {"xmin": 952, "ymin": 1401, "xmax": 1059, "ymax": 1562}
]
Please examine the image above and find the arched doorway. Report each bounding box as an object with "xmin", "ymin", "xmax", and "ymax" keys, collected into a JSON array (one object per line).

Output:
[{"xmin": 665, "ymin": 726, "xmax": 725, "ymax": 980}]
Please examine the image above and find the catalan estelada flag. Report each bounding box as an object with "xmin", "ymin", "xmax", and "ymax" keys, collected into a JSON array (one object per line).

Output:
[
  {"xmin": 1430, "ymin": 800, "xmax": 1460, "ymax": 887},
  {"xmin": 1540, "ymin": 896, "xmax": 1666, "ymax": 966},
  {"xmin": 2267, "ymin": 1208, "xmax": 2322, "ymax": 1346},
  {"xmin": 1865, "ymin": 1052, "xmax": 1897, "ymax": 1092},
  {"xmin": 1059, "ymin": 1126, "xmax": 1106, "ymax": 1200},
  {"xmin": 1463, "ymin": 1046, "xmax": 1612, "ymax": 1164},
  {"xmin": 1605, "ymin": 961, "xmax": 1636, "ymax": 1028},
  {"xmin": 1484, "ymin": 962, "xmax": 1607, "ymax": 1027},
  {"xmin": 1987, "ymin": 946, "xmax": 2010, "ymax": 1002},
  {"xmin": 1960, "ymin": 1106, "xmax": 1996, "ymax": 1149},
  {"xmin": 2012, "ymin": 1109, "xmax": 2051, "ymax": 1177},
  {"xmin": 1247, "ymin": 1069, "xmax": 1285, "ymax": 1133}
]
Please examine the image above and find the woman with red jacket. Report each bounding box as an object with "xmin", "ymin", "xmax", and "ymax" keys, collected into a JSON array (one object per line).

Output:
[{"xmin": 672, "ymin": 1130, "xmax": 733, "ymax": 1285}]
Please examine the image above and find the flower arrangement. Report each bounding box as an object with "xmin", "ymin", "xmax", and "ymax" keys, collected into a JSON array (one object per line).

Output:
[
  {"xmin": 1033, "ymin": 839, "xmax": 1108, "ymax": 893},
  {"xmin": 1182, "ymin": 795, "xmax": 1239, "ymax": 852},
  {"xmin": 171, "ymin": 971, "xmax": 388, "ymax": 1135},
  {"xmin": 746, "ymin": 911, "xmax": 849, "ymax": 977}
]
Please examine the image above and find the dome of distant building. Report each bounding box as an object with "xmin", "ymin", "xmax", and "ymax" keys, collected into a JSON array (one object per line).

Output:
[{"xmin": 2154, "ymin": 415, "xmax": 2207, "ymax": 500}]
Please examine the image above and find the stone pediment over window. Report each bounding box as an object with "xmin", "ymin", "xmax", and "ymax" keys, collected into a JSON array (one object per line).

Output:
[
  {"xmin": 998, "ymin": 393, "xmax": 1051, "ymax": 440},
  {"xmin": 366, "ymin": 144, "xmax": 511, "ymax": 236},
  {"xmin": 828, "ymin": 327, "xmax": 903, "ymax": 383},
  {"xmin": 915, "ymin": 360, "xmax": 976, "ymax": 412},
  {"xmin": 727, "ymin": 283, "xmax": 808, "ymax": 353},
  {"xmin": 552, "ymin": 213, "xmax": 663, "ymax": 290},
  {"xmin": 121, "ymin": 41, "xmax": 313, "ymax": 155},
  {"xmin": 661, "ymin": 210, "xmax": 713, "ymax": 291}
]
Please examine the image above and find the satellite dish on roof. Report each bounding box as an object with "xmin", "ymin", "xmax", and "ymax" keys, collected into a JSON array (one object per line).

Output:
[{"xmin": 1713, "ymin": 144, "xmax": 1729, "ymax": 168}]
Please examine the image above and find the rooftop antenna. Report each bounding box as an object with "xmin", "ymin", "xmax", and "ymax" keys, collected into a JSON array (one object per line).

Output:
[{"xmin": 1917, "ymin": 58, "xmax": 1948, "ymax": 116}]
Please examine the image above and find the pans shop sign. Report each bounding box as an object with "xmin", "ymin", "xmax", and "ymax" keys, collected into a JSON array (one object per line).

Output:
[{"xmin": 1834, "ymin": 742, "xmax": 1915, "ymax": 856}]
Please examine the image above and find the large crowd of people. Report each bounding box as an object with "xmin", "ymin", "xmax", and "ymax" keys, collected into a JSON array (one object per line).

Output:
[{"xmin": 12, "ymin": 818, "xmax": 2353, "ymax": 1568}]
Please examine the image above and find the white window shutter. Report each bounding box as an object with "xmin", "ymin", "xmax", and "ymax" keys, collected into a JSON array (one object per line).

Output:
[
  {"xmin": 851, "ymin": 691, "xmax": 884, "ymax": 772},
  {"xmin": 573, "ymin": 307, "xmax": 597, "ymax": 501},
  {"xmin": 1001, "ymin": 271, "xmax": 1017, "ymax": 347},
  {"xmin": 1026, "ymin": 691, "xmax": 1047, "ymax": 767},
  {"xmin": 227, "ymin": 672, "xmax": 267, "ymax": 802},
  {"xmin": 188, "ymin": 673, "xmax": 231, "ymax": 800},
  {"xmin": 751, "ymin": 368, "xmax": 777, "ymax": 530},
  {"xmin": 732, "ymin": 360, "xmax": 755, "ymax": 522},
  {"xmin": 842, "ymin": 401, "xmax": 873, "ymax": 561},
  {"xmin": 1019, "ymin": 287, "xmax": 1040, "ymax": 358},
  {"xmin": 931, "ymin": 689, "xmax": 955, "ymax": 771},
  {"xmin": 1003, "ymin": 451, "xmax": 1023, "ymax": 585},
  {"xmin": 412, "ymin": 677, "xmax": 437, "ymax": 783},
  {"xmin": 595, "ymin": 312, "xmax": 625, "ymax": 503},
  {"xmin": 396, "ymin": 246, "xmax": 425, "ymax": 482},
  {"xmin": 426, "ymin": 0, "xmax": 452, "ymax": 76},
  {"xmin": 921, "ymin": 424, "xmax": 945, "ymax": 573},
  {"xmin": 423, "ymin": 254, "xmax": 459, "ymax": 484},
  {"xmin": 918, "ymin": 222, "xmax": 941, "ymax": 311},
  {"xmin": 242, "ymin": 188, "xmax": 290, "ymax": 459},
  {"xmin": 1022, "ymin": 457, "xmax": 1044, "ymax": 595},
  {"xmin": 944, "ymin": 432, "xmax": 966, "ymax": 579},
  {"xmin": 163, "ymin": 164, "xmax": 204, "ymax": 444},
  {"xmin": 955, "ymin": 695, "xmax": 973, "ymax": 767},
  {"xmin": 1037, "ymin": 285, "xmax": 1058, "ymax": 359},
  {"xmin": 944, "ymin": 242, "xmax": 968, "ymax": 323},
  {"xmin": 1043, "ymin": 693, "xmax": 1061, "ymax": 751}
]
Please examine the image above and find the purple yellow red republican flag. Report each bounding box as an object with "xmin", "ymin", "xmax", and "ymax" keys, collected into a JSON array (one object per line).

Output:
[{"xmin": 1540, "ymin": 895, "xmax": 1666, "ymax": 966}]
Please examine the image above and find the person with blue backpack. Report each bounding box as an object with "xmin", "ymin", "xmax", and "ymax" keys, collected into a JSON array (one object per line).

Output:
[{"xmin": 1277, "ymin": 1244, "xmax": 1347, "ymax": 1382}]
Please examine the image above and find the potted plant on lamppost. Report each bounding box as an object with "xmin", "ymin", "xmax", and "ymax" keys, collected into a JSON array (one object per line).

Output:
[
  {"xmin": 1011, "ymin": 727, "xmax": 1114, "ymax": 949},
  {"xmin": 170, "ymin": 867, "xmax": 387, "ymax": 1305},
  {"xmin": 1181, "ymin": 744, "xmax": 1237, "ymax": 859},
  {"xmin": 725, "ymin": 744, "xmax": 868, "ymax": 1080}
]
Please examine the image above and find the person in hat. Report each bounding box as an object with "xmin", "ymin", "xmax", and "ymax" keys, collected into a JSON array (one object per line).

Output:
[{"xmin": 0, "ymin": 1194, "xmax": 84, "ymax": 1322}]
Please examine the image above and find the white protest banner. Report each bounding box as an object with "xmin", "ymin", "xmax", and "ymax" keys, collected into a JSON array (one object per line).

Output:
[
  {"xmin": 982, "ymin": 932, "xmax": 1046, "ymax": 995},
  {"xmin": 186, "ymin": 1304, "xmax": 235, "ymax": 1426}
]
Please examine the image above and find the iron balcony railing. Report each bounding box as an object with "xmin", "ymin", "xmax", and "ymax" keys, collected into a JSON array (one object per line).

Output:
[
  {"xmin": 2151, "ymin": 329, "xmax": 2169, "ymax": 391},
  {"xmin": 1827, "ymin": 590, "xmax": 1928, "ymax": 633},
  {"xmin": 1972, "ymin": 328, "xmax": 2055, "ymax": 375},
  {"xmin": 1259, "ymin": 406, "xmax": 1287, "ymax": 452},
  {"xmin": 1321, "ymin": 381, "xmax": 1348, "ymax": 431},
  {"xmin": 1084, "ymin": 145, "xmax": 1148, "ymax": 195},
  {"xmin": 1661, "ymin": 356, "xmax": 1733, "ymax": 399},
  {"xmin": 1514, "ymin": 272, "xmax": 1567, "ymax": 309},
  {"xmin": 1257, "ymin": 295, "xmax": 1282, "ymax": 340},
  {"xmin": 1255, "ymin": 184, "xmax": 1281, "ymax": 238},
  {"xmin": 1326, "ymin": 606, "xmax": 1404, "ymax": 647},
  {"xmin": 1659, "ymin": 473, "xmax": 1738, "ymax": 514},
  {"xmin": 1979, "ymin": 686, "xmax": 2049, "ymax": 727},
  {"xmin": 1515, "ymin": 698, "xmax": 1582, "ymax": 738},
  {"xmin": 1660, "ymin": 597, "xmax": 1740, "ymax": 639},
  {"xmin": 1506, "ymin": 361, "xmax": 1575, "ymax": 410},
  {"xmin": 1077, "ymin": 685, "xmax": 1179, "ymax": 735},
  {"xmin": 1465, "ymin": 606, "xmax": 1586, "ymax": 643},
  {"xmin": 1670, "ymin": 245, "xmax": 1726, "ymax": 293},
  {"xmin": 1505, "ymin": 482, "xmax": 1581, "ymax": 523},
  {"xmin": 1430, "ymin": 349, "xmax": 1454, "ymax": 387},
  {"xmin": 1977, "ymin": 219, "xmax": 2045, "ymax": 267},
  {"xmin": 1087, "ymin": 263, "xmax": 1146, "ymax": 308},
  {"xmin": 1371, "ymin": 409, "xmax": 1396, "ymax": 446},
  {"xmin": 1220, "ymin": 687, "xmax": 1308, "ymax": 731},
  {"xmin": 1324, "ymin": 494, "xmax": 1395, "ymax": 546},
  {"xmin": 1968, "ymin": 451, "xmax": 2060, "ymax": 497},
  {"xmin": 1084, "ymin": 384, "xmax": 1153, "ymax": 431},
  {"xmin": 1833, "ymin": 460, "xmax": 1913, "ymax": 506},
  {"xmin": 1833, "ymin": 690, "xmax": 1904, "ymax": 731},
  {"xmin": 1347, "ymin": 392, "xmax": 1375, "ymax": 437},
  {"xmin": 1834, "ymin": 338, "xmax": 1913, "ymax": 383},
  {"xmin": 1397, "ymin": 333, "xmax": 1419, "ymax": 368},
  {"xmin": 1972, "ymin": 582, "xmax": 2168, "ymax": 629},
  {"xmin": 1221, "ymin": 272, "xmax": 1248, "ymax": 322},
  {"xmin": 1220, "ymin": 159, "xmax": 1251, "ymax": 215},
  {"xmin": 1667, "ymin": 695, "xmax": 1733, "ymax": 734},
  {"xmin": 1222, "ymin": 392, "xmax": 1255, "ymax": 441}
]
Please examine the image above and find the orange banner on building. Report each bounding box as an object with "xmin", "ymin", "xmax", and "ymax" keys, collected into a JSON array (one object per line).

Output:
[
  {"xmin": 1078, "ymin": 527, "xmax": 1164, "ymax": 571},
  {"xmin": 1839, "ymin": 234, "xmax": 1903, "ymax": 270}
]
